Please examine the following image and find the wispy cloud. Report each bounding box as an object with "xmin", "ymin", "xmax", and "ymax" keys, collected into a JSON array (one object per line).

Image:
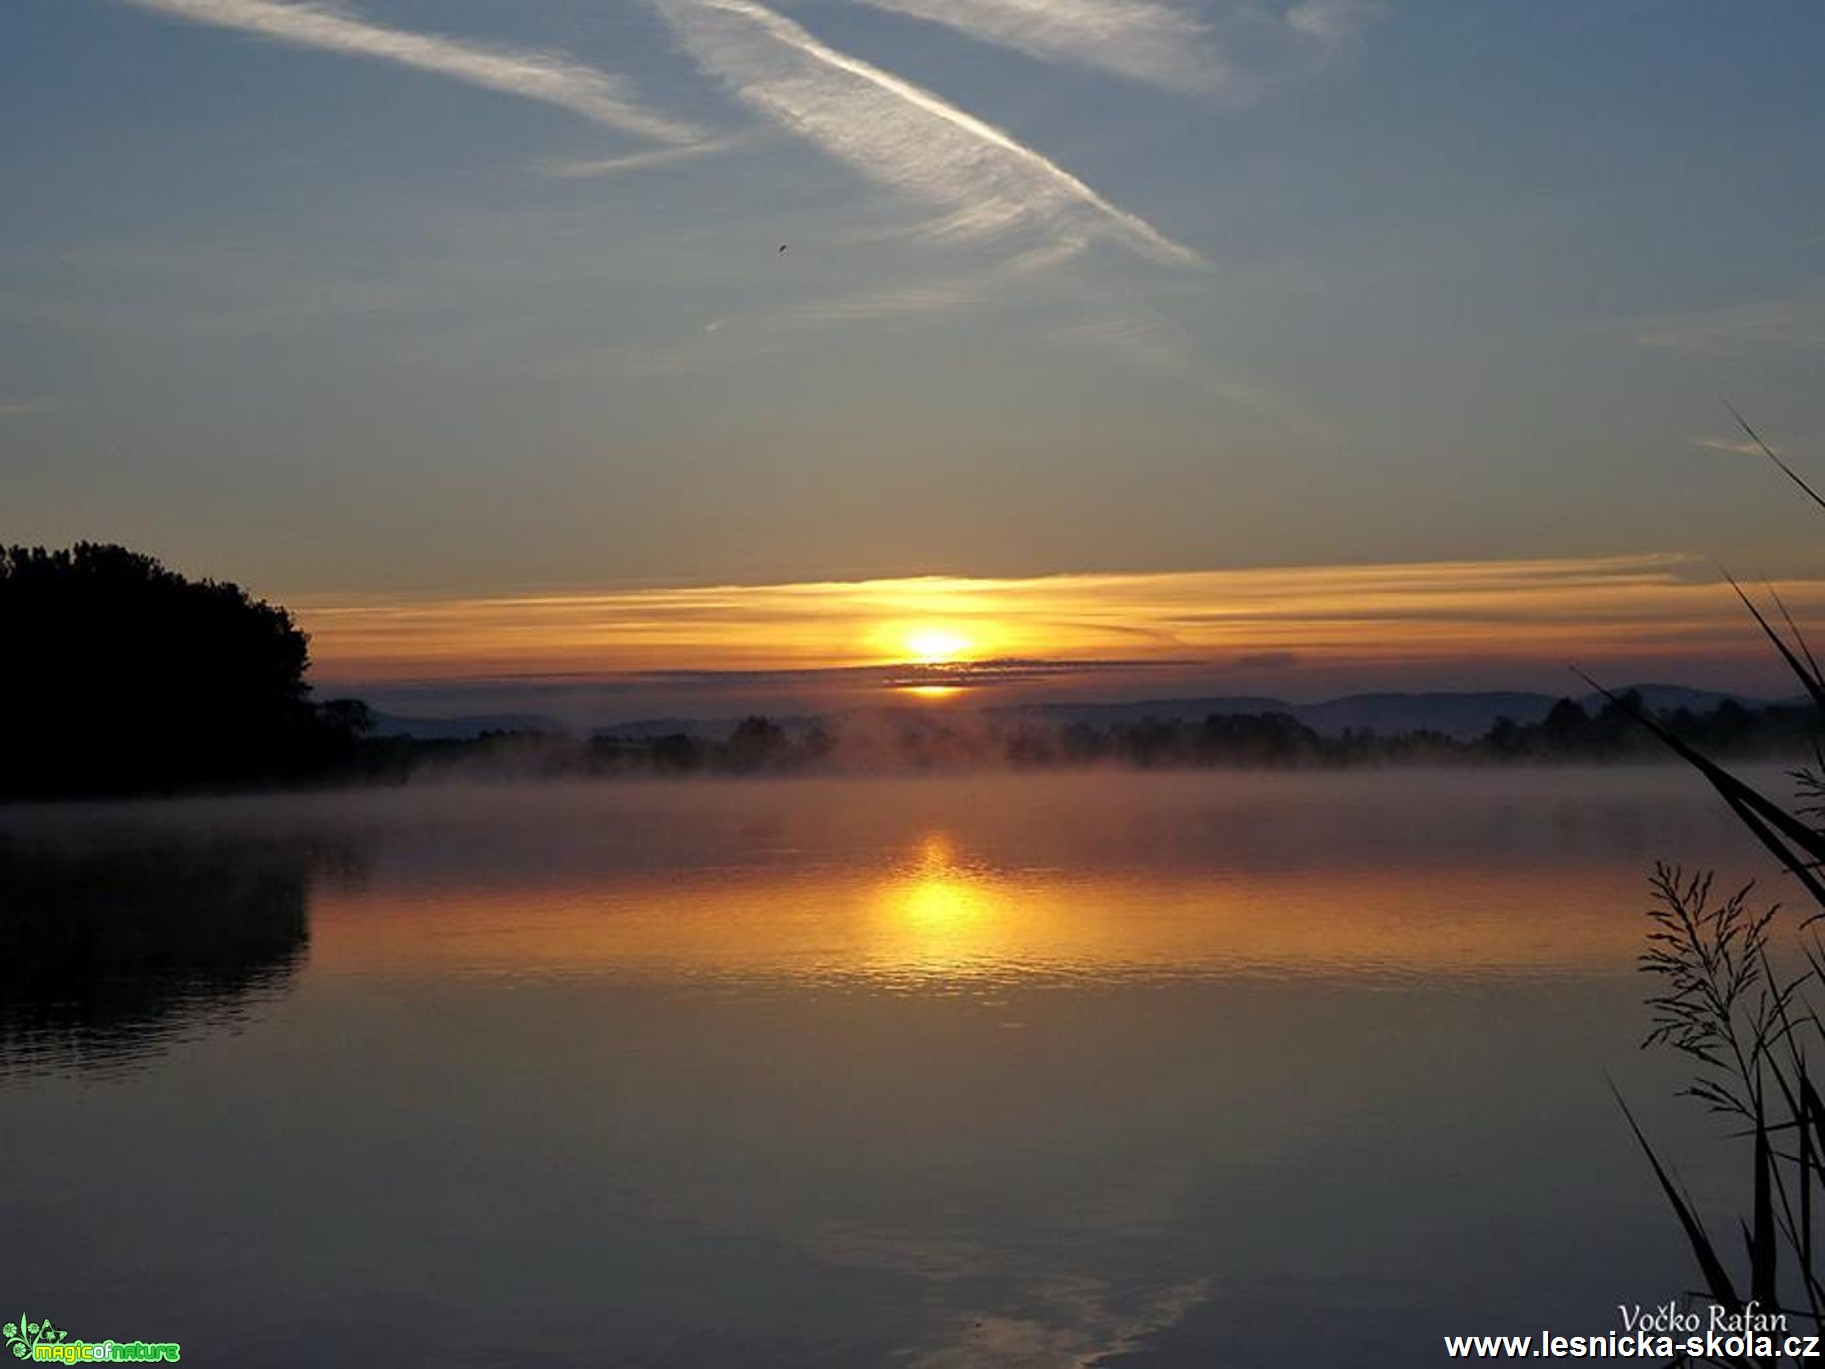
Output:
[
  {"xmin": 1284, "ymin": 0, "xmax": 1386, "ymax": 47},
  {"xmin": 702, "ymin": 238, "xmax": 1089, "ymax": 341},
  {"xmin": 1046, "ymin": 307, "xmax": 1336, "ymax": 436},
  {"xmin": 1052, "ymin": 313, "xmax": 1209, "ymax": 386},
  {"xmin": 1693, "ymin": 435, "xmax": 1766, "ymax": 457},
  {"xmin": 294, "ymin": 552, "xmax": 1806, "ymax": 686},
  {"xmin": 834, "ymin": 0, "xmax": 1227, "ymax": 92},
  {"xmin": 692, "ymin": 235, "xmax": 1308, "ymax": 425},
  {"xmin": 1618, "ymin": 284, "xmax": 1825, "ymax": 356},
  {"xmin": 0, "ymin": 399, "xmax": 58, "ymax": 419},
  {"xmin": 534, "ymin": 130, "xmax": 762, "ymax": 179},
  {"xmin": 791, "ymin": 278, "xmax": 983, "ymax": 325},
  {"xmin": 655, "ymin": 0, "xmax": 1201, "ymax": 263},
  {"xmin": 121, "ymin": 0, "xmax": 700, "ymax": 145}
]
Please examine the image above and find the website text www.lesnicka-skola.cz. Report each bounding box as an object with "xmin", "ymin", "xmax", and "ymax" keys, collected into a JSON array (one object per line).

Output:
[{"xmin": 1444, "ymin": 1330, "xmax": 1822, "ymax": 1359}]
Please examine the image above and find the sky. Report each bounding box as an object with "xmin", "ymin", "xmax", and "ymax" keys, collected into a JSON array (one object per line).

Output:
[{"xmin": 5, "ymin": 1, "xmax": 1824, "ymax": 718}]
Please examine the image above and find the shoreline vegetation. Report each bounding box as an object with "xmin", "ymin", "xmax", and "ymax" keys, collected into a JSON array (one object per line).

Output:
[
  {"xmin": 7, "ymin": 700, "xmax": 1817, "ymax": 810},
  {"xmin": 349, "ymin": 692, "xmax": 1818, "ymax": 787},
  {"xmin": 9, "ymin": 683, "xmax": 1821, "ymax": 801},
  {"xmin": 4, "ymin": 542, "xmax": 1818, "ymax": 801}
]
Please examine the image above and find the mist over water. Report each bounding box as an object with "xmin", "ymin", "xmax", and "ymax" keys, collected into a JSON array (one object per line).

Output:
[{"xmin": 0, "ymin": 770, "xmax": 1787, "ymax": 1364}]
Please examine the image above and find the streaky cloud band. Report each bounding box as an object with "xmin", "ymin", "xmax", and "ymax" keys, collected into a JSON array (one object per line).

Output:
[
  {"xmin": 656, "ymin": 0, "xmax": 1202, "ymax": 264},
  {"xmin": 834, "ymin": 0, "xmax": 1226, "ymax": 93},
  {"xmin": 293, "ymin": 552, "xmax": 1823, "ymax": 688},
  {"xmin": 121, "ymin": 0, "xmax": 700, "ymax": 144}
]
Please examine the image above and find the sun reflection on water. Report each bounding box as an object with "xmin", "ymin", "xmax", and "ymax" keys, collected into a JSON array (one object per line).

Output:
[
  {"xmin": 897, "ymin": 684, "xmax": 963, "ymax": 700},
  {"xmin": 307, "ymin": 774, "xmax": 1673, "ymax": 989},
  {"xmin": 866, "ymin": 833, "xmax": 1015, "ymax": 983}
]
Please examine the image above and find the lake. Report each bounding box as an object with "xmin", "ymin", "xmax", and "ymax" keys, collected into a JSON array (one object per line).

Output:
[{"xmin": 0, "ymin": 768, "xmax": 1792, "ymax": 1365}]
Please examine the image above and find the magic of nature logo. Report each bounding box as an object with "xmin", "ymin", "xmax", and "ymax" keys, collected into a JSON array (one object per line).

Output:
[{"xmin": 4, "ymin": 1316, "xmax": 180, "ymax": 1363}]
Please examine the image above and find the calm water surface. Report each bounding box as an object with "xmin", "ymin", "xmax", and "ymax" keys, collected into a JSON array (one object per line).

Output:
[{"xmin": 0, "ymin": 769, "xmax": 1791, "ymax": 1365}]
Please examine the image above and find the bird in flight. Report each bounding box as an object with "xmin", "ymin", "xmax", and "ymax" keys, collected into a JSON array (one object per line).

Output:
[{"xmin": 778, "ymin": 244, "xmax": 788, "ymax": 253}]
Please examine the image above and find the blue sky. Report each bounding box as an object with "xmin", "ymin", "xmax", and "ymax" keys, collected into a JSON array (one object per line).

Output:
[{"xmin": 4, "ymin": 2, "xmax": 1824, "ymax": 704}]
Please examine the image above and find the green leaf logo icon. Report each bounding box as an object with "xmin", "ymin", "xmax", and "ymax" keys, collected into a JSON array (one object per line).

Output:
[{"xmin": 3, "ymin": 1315, "xmax": 66, "ymax": 1358}]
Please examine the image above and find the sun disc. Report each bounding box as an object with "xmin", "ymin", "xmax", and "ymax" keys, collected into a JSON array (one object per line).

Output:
[{"xmin": 905, "ymin": 627, "xmax": 970, "ymax": 664}]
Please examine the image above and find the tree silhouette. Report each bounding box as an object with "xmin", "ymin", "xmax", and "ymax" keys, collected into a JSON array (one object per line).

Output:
[
  {"xmin": 0, "ymin": 543, "xmax": 348, "ymax": 796},
  {"xmin": 725, "ymin": 715, "xmax": 788, "ymax": 773}
]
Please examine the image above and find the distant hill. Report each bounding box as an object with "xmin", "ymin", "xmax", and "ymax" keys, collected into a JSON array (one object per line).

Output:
[
  {"xmin": 594, "ymin": 714, "xmax": 824, "ymax": 740},
  {"xmin": 1294, "ymin": 692, "xmax": 1560, "ymax": 740},
  {"xmin": 997, "ymin": 696, "xmax": 1292, "ymax": 726},
  {"xmin": 369, "ymin": 712, "xmax": 567, "ymax": 741}
]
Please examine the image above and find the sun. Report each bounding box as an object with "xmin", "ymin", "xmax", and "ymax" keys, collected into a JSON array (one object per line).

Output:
[{"xmin": 904, "ymin": 627, "xmax": 971, "ymax": 664}]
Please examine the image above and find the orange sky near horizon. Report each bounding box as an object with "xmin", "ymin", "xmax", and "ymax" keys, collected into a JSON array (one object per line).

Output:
[{"xmin": 292, "ymin": 551, "xmax": 1825, "ymax": 693}]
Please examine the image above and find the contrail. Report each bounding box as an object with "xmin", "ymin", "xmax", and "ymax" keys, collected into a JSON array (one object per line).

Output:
[
  {"xmin": 836, "ymin": 0, "xmax": 1224, "ymax": 93},
  {"xmin": 657, "ymin": 0, "xmax": 1202, "ymax": 265},
  {"xmin": 122, "ymin": 0, "xmax": 700, "ymax": 145}
]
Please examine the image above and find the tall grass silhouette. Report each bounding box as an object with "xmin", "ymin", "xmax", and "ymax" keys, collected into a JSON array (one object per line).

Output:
[{"xmin": 1603, "ymin": 412, "xmax": 1825, "ymax": 1360}]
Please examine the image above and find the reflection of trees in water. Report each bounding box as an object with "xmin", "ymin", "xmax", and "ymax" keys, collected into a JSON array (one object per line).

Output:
[{"xmin": 0, "ymin": 837, "xmax": 345, "ymax": 1075}]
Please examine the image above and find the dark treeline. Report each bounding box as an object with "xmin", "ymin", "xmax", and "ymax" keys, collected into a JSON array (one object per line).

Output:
[
  {"xmin": 360, "ymin": 691, "xmax": 1819, "ymax": 781},
  {"xmin": 1, "ymin": 543, "xmax": 372, "ymax": 799}
]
